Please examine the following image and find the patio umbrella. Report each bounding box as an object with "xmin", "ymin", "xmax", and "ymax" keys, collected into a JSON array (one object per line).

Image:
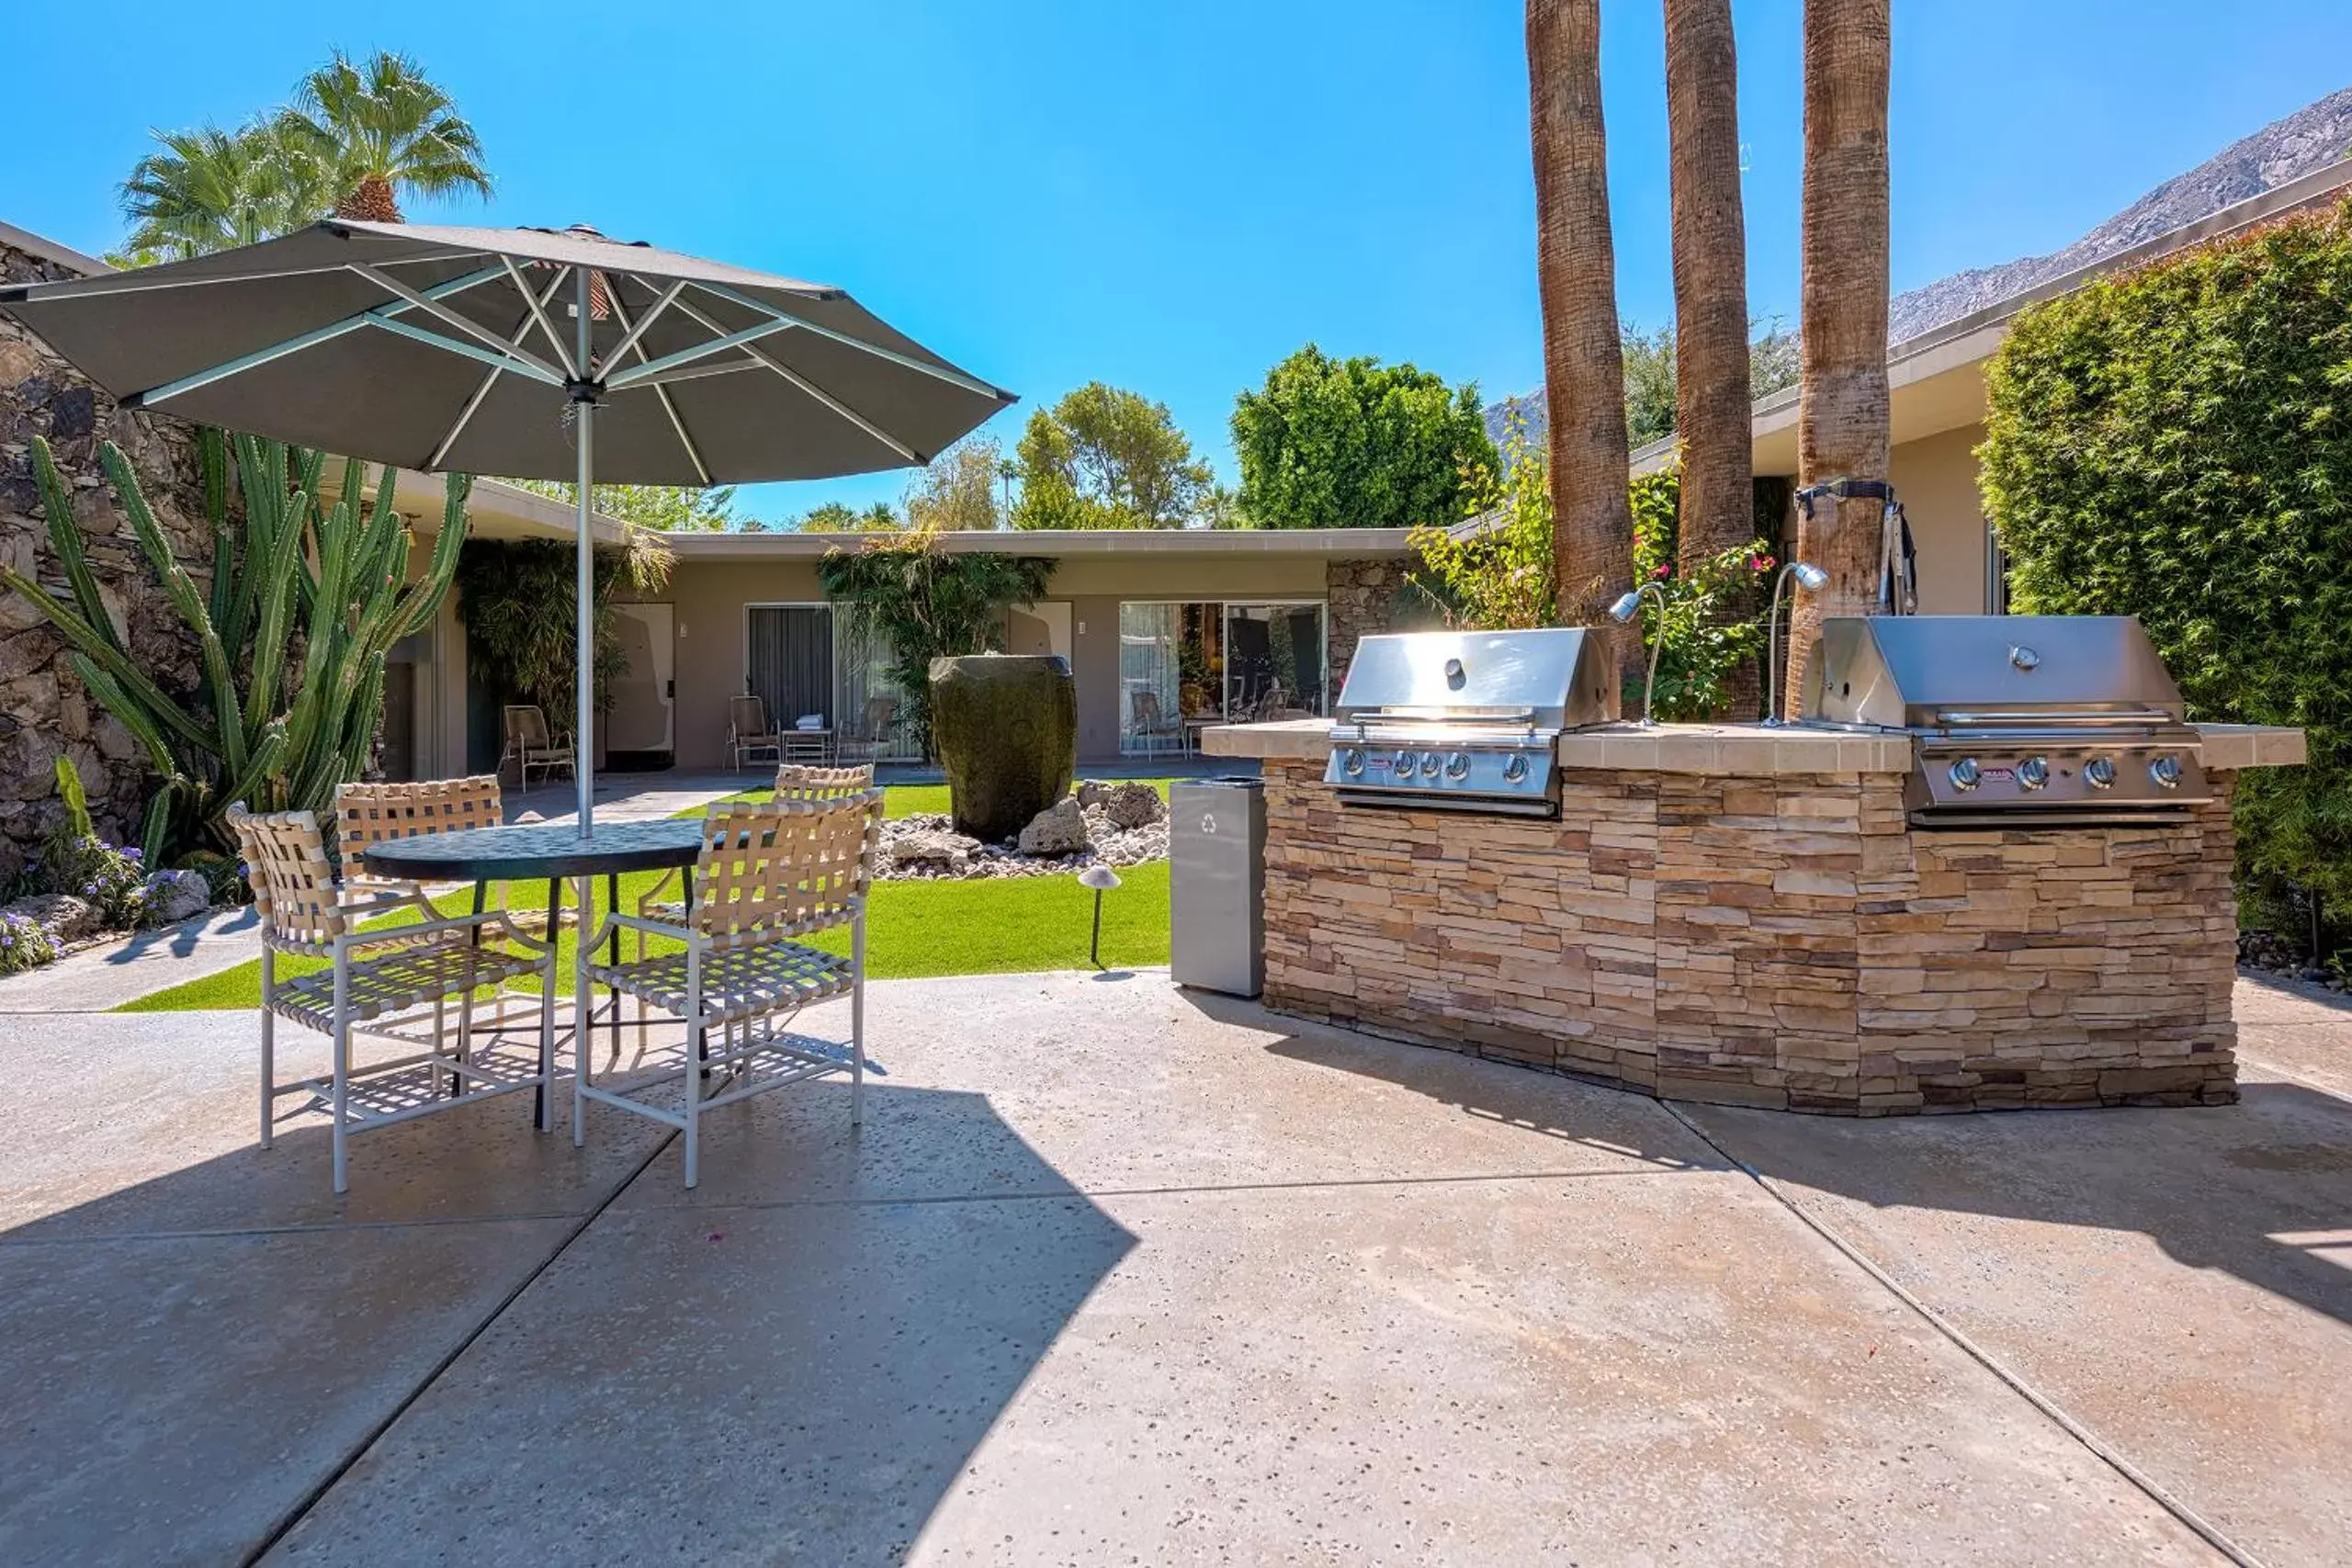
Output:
[{"xmin": 0, "ymin": 220, "xmax": 1015, "ymax": 835}]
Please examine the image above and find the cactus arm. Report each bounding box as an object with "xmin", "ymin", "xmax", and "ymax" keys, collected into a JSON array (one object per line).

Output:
[
  {"xmin": 140, "ymin": 784, "xmax": 175, "ymax": 867},
  {"xmin": 28, "ymin": 437, "xmax": 128, "ymax": 657},
  {"xmin": 200, "ymin": 428, "xmax": 236, "ymax": 641},
  {"xmin": 243, "ymin": 487, "xmax": 311, "ymax": 745},
  {"xmin": 0, "ymin": 563, "xmax": 216, "ymax": 752},
  {"xmin": 68, "ymin": 652, "xmax": 183, "ymax": 780},
  {"xmin": 390, "ymin": 473, "xmax": 472, "ymax": 641},
  {"xmin": 98, "ymin": 443, "xmax": 245, "ymax": 775}
]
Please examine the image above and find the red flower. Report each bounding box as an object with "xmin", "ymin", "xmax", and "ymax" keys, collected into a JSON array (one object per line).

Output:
[
  {"xmin": 1749, "ymin": 553, "xmax": 1775, "ymax": 572},
  {"xmin": 1649, "ymin": 563, "xmax": 1670, "ymax": 580}
]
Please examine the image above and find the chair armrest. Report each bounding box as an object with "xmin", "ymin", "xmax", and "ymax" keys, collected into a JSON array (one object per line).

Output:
[{"xmin": 635, "ymin": 866, "xmax": 684, "ymax": 912}]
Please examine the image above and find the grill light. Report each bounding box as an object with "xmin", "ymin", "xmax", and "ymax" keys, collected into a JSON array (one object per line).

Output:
[
  {"xmin": 1608, "ymin": 584, "xmax": 1669, "ymax": 728},
  {"xmin": 1763, "ymin": 561, "xmax": 1831, "ymax": 728}
]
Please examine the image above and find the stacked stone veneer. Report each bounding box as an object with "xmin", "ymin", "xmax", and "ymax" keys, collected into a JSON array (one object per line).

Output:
[
  {"xmin": 1261, "ymin": 759, "xmax": 2239, "ymax": 1113},
  {"xmin": 1324, "ymin": 556, "xmax": 1416, "ymax": 705},
  {"xmin": 2, "ymin": 234, "xmax": 209, "ymax": 879}
]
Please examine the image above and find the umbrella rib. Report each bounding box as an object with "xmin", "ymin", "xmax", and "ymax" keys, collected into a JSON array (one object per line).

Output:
[
  {"xmin": 499, "ymin": 257, "xmax": 579, "ymax": 378},
  {"xmin": 121, "ymin": 263, "xmax": 515, "ymax": 409},
  {"xmin": 600, "ymin": 282, "xmax": 712, "ymax": 486},
  {"xmin": 348, "ymin": 264, "xmax": 567, "ymax": 383},
  {"xmin": 602, "ymin": 316, "xmax": 798, "ymax": 391},
  {"xmin": 595, "ymin": 277, "xmax": 686, "ymax": 376},
  {"xmin": 663, "ymin": 294, "xmax": 920, "ymax": 464},
  {"xmin": 428, "ymin": 265, "xmax": 575, "ymax": 470},
  {"xmin": 688, "ymin": 280, "xmax": 1010, "ymax": 401}
]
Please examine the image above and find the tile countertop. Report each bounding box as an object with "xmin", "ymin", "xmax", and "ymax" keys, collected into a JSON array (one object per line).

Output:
[{"xmin": 1200, "ymin": 719, "xmax": 2306, "ymax": 774}]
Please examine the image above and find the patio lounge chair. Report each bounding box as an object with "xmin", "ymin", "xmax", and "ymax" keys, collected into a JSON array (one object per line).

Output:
[
  {"xmin": 502, "ymin": 705, "xmax": 574, "ymax": 789},
  {"xmin": 838, "ymin": 694, "xmax": 899, "ymax": 764},
  {"xmin": 230, "ymin": 804, "xmax": 557, "ymax": 1195},
  {"xmin": 729, "ymin": 694, "xmax": 785, "ymax": 771},
  {"xmin": 1130, "ymin": 689, "xmax": 1185, "ymax": 756},
  {"xmin": 582, "ymin": 790, "xmax": 884, "ymax": 1188}
]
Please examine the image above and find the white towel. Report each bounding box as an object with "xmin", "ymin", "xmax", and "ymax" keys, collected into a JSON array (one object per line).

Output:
[{"xmin": 796, "ymin": 715, "xmax": 824, "ymax": 730}]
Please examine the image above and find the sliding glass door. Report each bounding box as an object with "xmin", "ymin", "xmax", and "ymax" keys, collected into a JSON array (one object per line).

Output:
[
  {"xmin": 745, "ymin": 604, "xmax": 834, "ymax": 733},
  {"xmin": 1223, "ymin": 602, "xmax": 1326, "ymax": 720}
]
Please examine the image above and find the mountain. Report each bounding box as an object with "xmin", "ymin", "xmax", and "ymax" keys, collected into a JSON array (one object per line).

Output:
[
  {"xmin": 1486, "ymin": 85, "xmax": 2352, "ymax": 441},
  {"xmin": 1886, "ymin": 85, "xmax": 2352, "ymax": 343}
]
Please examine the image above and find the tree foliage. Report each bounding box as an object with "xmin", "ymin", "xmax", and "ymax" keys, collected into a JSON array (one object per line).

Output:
[
  {"xmin": 509, "ymin": 480, "xmax": 743, "ymax": 532},
  {"xmin": 816, "ymin": 530, "xmax": 1053, "ymax": 748},
  {"xmin": 1981, "ymin": 201, "xmax": 2352, "ymax": 943},
  {"xmin": 903, "ymin": 435, "xmax": 1006, "ymax": 531},
  {"xmin": 1012, "ymin": 383, "xmax": 1212, "ymax": 529},
  {"xmin": 795, "ymin": 500, "xmax": 899, "ymax": 533},
  {"xmin": 1230, "ymin": 345, "xmax": 1498, "ymax": 531},
  {"xmin": 116, "ymin": 51, "xmax": 489, "ymax": 260},
  {"xmin": 1620, "ymin": 318, "xmax": 1800, "ymax": 447},
  {"xmin": 1408, "ymin": 416, "xmax": 1555, "ymax": 630},
  {"xmin": 454, "ymin": 533, "xmax": 673, "ymax": 723}
]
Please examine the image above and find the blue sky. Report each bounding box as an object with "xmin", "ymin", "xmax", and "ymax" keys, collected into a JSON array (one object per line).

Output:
[{"xmin": 7, "ymin": 1, "xmax": 2351, "ymax": 525}]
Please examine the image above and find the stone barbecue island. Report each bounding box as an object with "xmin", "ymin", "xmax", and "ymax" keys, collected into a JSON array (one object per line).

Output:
[{"xmin": 1202, "ymin": 718, "xmax": 2307, "ymax": 1115}]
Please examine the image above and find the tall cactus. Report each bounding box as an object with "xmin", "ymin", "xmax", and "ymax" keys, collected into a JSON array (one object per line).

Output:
[{"xmin": 1, "ymin": 431, "xmax": 469, "ymax": 860}]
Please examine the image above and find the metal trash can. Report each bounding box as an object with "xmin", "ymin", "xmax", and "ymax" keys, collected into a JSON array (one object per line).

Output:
[{"xmin": 1170, "ymin": 776, "xmax": 1267, "ymax": 997}]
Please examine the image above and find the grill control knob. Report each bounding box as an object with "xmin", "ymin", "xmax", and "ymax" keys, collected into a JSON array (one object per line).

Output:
[
  {"xmin": 1392, "ymin": 749, "xmax": 1416, "ymax": 776},
  {"xmin": 2150, "ymin": 754, "xmax": 2183, "ymax": 790},
  {"xmin": 1502, "ymin": 754, "xmax": 1530, "ymax": 784},
  {"xmin": 1444, "ymin": 750, "xmax": 1470, "ymax": 779},
  {"xmin": 1341, "ymin": 747, "xmax": 1365, "ymax": 777},
  {"xmin": 1948, "ymin": 758, "xmax": 1981, "ymax": 793},
  {"xmin": 2017, "ymin": 757, "xmax": 2050, "ymax": 791},
  {"xmin": 1419, "ymin": 751, "xmax": 1442, "ymax": 777},
  {"xmin": 2084, "ymin": 756, "xmax": 2117, "ymax": 790}
]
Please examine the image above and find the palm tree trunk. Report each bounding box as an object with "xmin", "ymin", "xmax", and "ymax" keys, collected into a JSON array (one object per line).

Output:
[
  {"xmin": 1527, "ymin": 0, "xmax": 1634, "ymax": 656},
  {"xmin": 1666, "ymin": 0, "xmax": 1758, "ymax": 715},
  {"xmin": 334, "ymin": 174, "xmax": 402, "ymax": 223},
  {"xmin": 1786, "ymin": 0, "xmax": 1892, "ymax": 717}
]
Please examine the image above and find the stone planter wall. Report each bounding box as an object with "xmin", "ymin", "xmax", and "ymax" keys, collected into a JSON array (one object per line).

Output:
[
  {"xmin": 1, "ymin": 236, "xmax": 209, "ymax": 880},
  {"xmin": 1324, "ymin": 555, "xmax": 1416, "ymax": 705},
  {"xmin": 1260, "ymin": 758, "xmax": 2239, "ymax": 1114}
]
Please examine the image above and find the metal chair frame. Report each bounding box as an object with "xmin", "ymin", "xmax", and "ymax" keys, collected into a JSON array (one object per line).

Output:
[
  {"xmin": 232, "ymin": 805, "xmax": 560, "ymax": 1195},
  {"xmin": 502, "ymin": 705, "xmax": 576, "ymax": 789},
  {"xmin": 582, "ymin": 791, "xmax": 882, "ymax": 1188}
]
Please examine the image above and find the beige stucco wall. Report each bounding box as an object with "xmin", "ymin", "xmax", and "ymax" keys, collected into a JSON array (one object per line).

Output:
[{"xmin": 1888, "ymin": 423, "xmax": 1990, "ymax": 615}]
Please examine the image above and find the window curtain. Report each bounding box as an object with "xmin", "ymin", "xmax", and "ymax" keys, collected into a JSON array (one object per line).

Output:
[
  {"xmin": 1118, "ymin": 602, "xmax": 1182, "ymax": 754},
  {"xmin": 747, "ymin": 607, "xmax": 834, "ymax": 731}
]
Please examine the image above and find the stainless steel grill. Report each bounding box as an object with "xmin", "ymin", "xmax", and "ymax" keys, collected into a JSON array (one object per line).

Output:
[
  {"xmin": 1323, "ymin": 628, "xmax": 1617, "ymax": 817},
  {"xmin": 1799, "ymin": 615, "xmax": 2209, "ymax": 829}
]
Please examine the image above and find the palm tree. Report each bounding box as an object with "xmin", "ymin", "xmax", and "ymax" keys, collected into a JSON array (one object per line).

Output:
[
  {"xmin": 1525, "ymin": 0, "xmax": 1635, "ymax": 650},
  {"xmin": 1787, "ymin": 0, "xmax": 1892, "ymax": 716},
  {"xmin": 1666, "ymin": 0, "xmax": 1754, "ymax": 569},
  {"xmin": 279, "ymin": 51, "xmax": 492, "ymax": 223},
  {"xmin": 117, "ymin": 119, "xmax": 329, "ymax": 262},
  {"xmin": 1667, "ymin": 0, "xmax": 1758, "ymax": 715}
]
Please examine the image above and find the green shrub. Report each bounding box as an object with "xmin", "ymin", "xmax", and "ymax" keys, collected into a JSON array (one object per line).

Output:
[{"xmin": 1980, "ymin": 201, "xmax": 2352, "ymax": 948}]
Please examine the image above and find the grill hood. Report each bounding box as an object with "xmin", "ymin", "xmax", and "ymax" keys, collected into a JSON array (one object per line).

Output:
[
  {"xmin": 1803, "ymin": 615, "xmax": 2187, "ymax": 729},
  {"xmin": 1332, "ymin": 627, "xmax": 1617, "ymax": 728}
]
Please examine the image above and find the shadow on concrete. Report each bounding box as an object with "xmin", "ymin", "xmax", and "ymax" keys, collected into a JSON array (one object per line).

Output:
[
  {"xmin": 0, "ymin": 1080, "xmax": 1133, "ymax": 1567},
  {"xmin": 100, "ymin": 902, "xmax": 258, "ymax": 964},
  {"xmin": 1188, "ymin": 990, "xmax": 2352, "ymax": 1333}
]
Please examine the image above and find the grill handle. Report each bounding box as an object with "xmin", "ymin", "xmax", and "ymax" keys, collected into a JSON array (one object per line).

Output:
[{"xmin": 1928, "ymin": 706, "xmax": 2179, "ymax": 728}]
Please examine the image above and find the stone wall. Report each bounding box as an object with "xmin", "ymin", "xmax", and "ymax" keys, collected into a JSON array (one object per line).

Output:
[
  {"xmin": 1, "ymin": 236, "xmax": 208, "ymax": 878},
  {"xmin": 1323, "ymin": 555, "xmax": 1416, "ymax": 704},
  {"xmin": 1261, "ymin": 758, "xmax": 2239, "ymax": 1114}
]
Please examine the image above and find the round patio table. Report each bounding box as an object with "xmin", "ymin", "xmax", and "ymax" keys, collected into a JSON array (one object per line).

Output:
[{"xmin": 362, "ymin": 819, "xmax": 706, "ymax": 1126}]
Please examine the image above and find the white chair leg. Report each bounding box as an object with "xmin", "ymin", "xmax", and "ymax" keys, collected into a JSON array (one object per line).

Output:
[
  {"xmin": 259, "ymin": 948, "xmax": 277, "ymax": 1150},
  {"xmin": 851, "ymin": 909, "xmax": 866, "ymax": 1128},
  {"xmin": 537, "ymin": 942, "xmax": 558, "ymax": 1134},
  {"xmin": 330, "ymin": 953, "xmax": 351, "ymax": 1196},
  {"xmin": 572, "ymin": 874, "xmax": 593, "ymax": 1148},
  {"xmin": 683, "ymin": 951, "xmax": 703, "ymax": 1189}
]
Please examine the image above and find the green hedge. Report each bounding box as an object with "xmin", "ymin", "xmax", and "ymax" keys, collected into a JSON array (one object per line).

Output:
[{"xmin": 1980, "ymin": 201, "xmax": 2352, "ymax": 943}]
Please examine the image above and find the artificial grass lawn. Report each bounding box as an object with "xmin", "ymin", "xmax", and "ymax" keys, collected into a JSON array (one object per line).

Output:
[{"xmin": 117, "ymin": 781, "xmax": 1177, "ymax": 1012}]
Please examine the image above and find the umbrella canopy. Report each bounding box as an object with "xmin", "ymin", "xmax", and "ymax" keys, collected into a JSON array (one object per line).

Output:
[
  {"xmin": 0, "ymin": 220, "xmax": 1014, "ymax": 484},
  {"xmin": 0, "ymin": 220, "xmax": 1015, "ymax": 836}
]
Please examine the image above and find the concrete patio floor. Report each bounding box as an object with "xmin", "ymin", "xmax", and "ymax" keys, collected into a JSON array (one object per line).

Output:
[{"xmin": 1, "ymin": 972, "xmax": 2346, "ymax": 1565}]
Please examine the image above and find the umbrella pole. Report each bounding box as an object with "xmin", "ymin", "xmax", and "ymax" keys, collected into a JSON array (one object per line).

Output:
[{"xmin": 574, "ymin": 268, "xmax": 596, "ymax": 840}]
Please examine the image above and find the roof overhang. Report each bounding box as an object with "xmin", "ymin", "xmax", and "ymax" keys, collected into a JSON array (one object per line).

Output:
[{"xmin": 657, "ymin": 525, "xmax": 1419, "ymax": 562}]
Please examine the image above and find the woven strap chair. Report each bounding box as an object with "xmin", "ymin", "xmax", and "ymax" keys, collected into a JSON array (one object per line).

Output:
[
  {"xmin": 335, "ymin": 776, "xmax": 552, "ymax": 939},
  {"xmin": 503, "ymin": 705, "xmax": 575, "ymax": 789},
  {"xmin": 232, "ymin": 804, "xmax": 558, "ymax": 1195},
  {"xmin": 636, "ymin": 764, "xmax": 876, "ymax": 930},
  {"xmin": 583, "ymin": 790, "xmax": 883, "ymax": 1188}
]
